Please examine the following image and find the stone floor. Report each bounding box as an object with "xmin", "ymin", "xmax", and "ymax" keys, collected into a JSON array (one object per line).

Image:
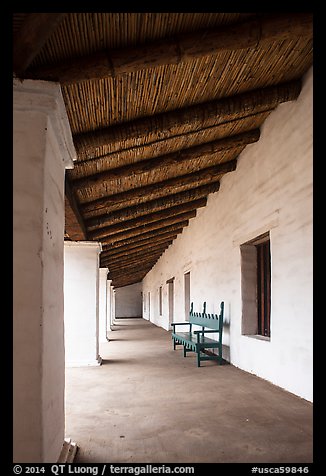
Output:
[{"xmin": 65, "ymin": 318, "xmax": 313, "ymax": 464}]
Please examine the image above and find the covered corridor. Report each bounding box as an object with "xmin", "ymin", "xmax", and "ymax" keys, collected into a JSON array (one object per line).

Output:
[
  {"xmin": 13, "ymin": 13, "xmax": 313, "ymax": 464},
  {"xmin": 65, "ymin": 318, "xmax": 313, "ymax": 464}
]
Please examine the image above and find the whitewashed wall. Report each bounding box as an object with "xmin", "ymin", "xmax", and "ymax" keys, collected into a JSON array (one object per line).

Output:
[
  {"xmin": 115, "ymin": 282, "xmax": 143, "ymax": 318},
  {"xmin": 143, "ymin": 67, "xmax": 313, "ymax": 402}
]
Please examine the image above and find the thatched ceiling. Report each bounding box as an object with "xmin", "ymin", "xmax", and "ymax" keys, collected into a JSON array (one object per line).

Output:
[{"xmin": 13, "ymin": 12, "xmax": 313, "ymax": 288}]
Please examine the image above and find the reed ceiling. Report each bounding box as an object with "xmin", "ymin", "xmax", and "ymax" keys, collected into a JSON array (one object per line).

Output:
[{"xmin": 13, "ymin": 12, "xmax": 313, "ymax": 288}]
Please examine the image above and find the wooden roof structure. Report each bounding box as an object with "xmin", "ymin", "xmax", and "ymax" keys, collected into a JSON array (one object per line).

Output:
[{"xmin": 13, "ymin": 12, "xmax": 313, "ymax": 288}]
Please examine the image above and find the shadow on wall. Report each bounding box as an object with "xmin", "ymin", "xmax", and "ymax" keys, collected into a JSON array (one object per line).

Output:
[{"xmin": 222, "ymin": 301, "xmax": 231, "ymax": 362}]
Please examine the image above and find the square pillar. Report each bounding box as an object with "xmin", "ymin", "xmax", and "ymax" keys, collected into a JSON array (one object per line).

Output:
[
  {"xmin": 112, "ymin": 289, "xmax": 116, "ymax": 324},
  {"xmin": 13, "ymin": 79, "xmax": 75, "ymax": 463},
  {"xmin": 106, "ymin": 279, "xmax": 112, "ymax": 333},
  {"xmin": 64, "ymin": 241, "xmax": 102, "ymax": 366},
  {"xmin": 99, "ymin": 268, "xmax": 109, "ymax": 343}
]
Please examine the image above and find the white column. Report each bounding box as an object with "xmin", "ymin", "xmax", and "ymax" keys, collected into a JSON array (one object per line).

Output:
[
  {"xmin": 112, "ymin": 289, "xmax": 116, "ymax": 324},
  {"xmin": 64, "ymin": 242, "xmax": 102, "ymax": 366},
  {"xmin": 106, "ymin": 279, "xmax": 112, "ymax": 334},
  {"xmin": 13, "ymin": 79, "xmax": 75, "ymax": 463},
  {"xmin": 99, "ymin": 268, "xmax": 109, "ymax": 343}
]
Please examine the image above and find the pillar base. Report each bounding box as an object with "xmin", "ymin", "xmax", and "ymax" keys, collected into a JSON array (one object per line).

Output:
[
  {"xmin": 66, "ymin": 355, "xmax": 102, "ymax": 368},
  {"xmin": 57, "ymin": 438, "xmax": 78, "ymax": 463}
]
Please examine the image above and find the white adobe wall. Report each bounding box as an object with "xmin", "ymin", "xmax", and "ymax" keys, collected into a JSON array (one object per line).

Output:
[
  {"xmin": 115, "ymin": 282, "xmax": 143, "ymax": 318},
  {"xmin": 143, "ymin": 67, "xmax": 313, "ymax": 402}
]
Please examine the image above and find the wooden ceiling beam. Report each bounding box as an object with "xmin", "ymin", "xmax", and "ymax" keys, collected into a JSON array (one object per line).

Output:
[
  {"xmin": 72, "ymin": 129, "xmax": 259, "ymax": 189},
  {"xmin": 84, "ymin": 181, "xmax": 220, "ymax": 220},
  {"xmin": 109, "ymin": 273, "xmax": 150, "ymax": 285},
  {"xmin": 107, "ymin": 263, "xmax": 160, "ymax": 278},
  {"xmin": 74, "ymin": 80, "xmax": 300, "ymax": 158},
  {"xmin": 109, "ymin": 264, "xmax": 153, "ymax": 275},
  {"xmin": 110, "ymin": 275, "xmax": 151, "ymax": 287},
  {"xmin": 71, "ymin": 114, "xmax": 263, "ymax": 173},
  {"xmin": 108, "ymin": 263, "xmax": 157, "ymax": 279},
  {"xmin": 102, "ymin": 241, "xmax": 172, "ymax": 265},
  {"xmin": 91, "ymin": 209, "xmax": 197, "ymax": 242},
  {"xmin": 101, "ymin": 235, "xmax": 178, "ymax": 258},
  {"xmin": 26, "ymin": 14, "xmax": 312, "ymax": 84},
  {"xmin": 105, "ymin": 258, "xmax": 162, "ymax": 274},
  {"xmin": 101, "ymin": 226, "xmax": 184, "ymax": 251},
  {"xmin": 99, "ymin": 219, "xmax": 190, "ymax": 245},
  {"xmin": 80, "ymin": 160, "xmax": 235, "ymax": 215},
  {"xmin": 107, "ymin": 238, "xmax": 172, "ymax": 259},
  {"xmin": 64, "ymin": 177, "xmax": 87, "ymax": 240},
  {"xmin": 101, "ymin": 236, "xmax": 177, "ymax": 258},
  {"xmin": 103, "ymin": 247, "xmax": 170, "ymax": 270},
  {"xmin": 88, "ymin": 197, "xmax": 206, "ymax": 238},
  {"xmin": 108, "ymin": 268, "xmax": 156, "ymax": 282},
  {"xmin": 101, "ymin": 246, "xmax": 171, "ymax": 272},
  {"xmin": 13, "ymin": 13, "xmax": 66, "ymax": 76},
  {"xmin": 108, "ymin": 267, "xmax": 153, "ymax": 278}
]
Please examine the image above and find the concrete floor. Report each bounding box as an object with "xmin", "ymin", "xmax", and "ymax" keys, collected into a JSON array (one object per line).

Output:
[{"xmin": 65, "ymin": 318, "xmax": 313, "ymax": 464}]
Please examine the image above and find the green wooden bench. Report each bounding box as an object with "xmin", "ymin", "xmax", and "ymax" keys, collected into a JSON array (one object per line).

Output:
[{"xmin": 171, "ymin": 301, "xmax": 224, "ymax": 367}]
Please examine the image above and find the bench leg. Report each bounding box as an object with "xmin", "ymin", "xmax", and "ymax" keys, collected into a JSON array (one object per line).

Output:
[
  {"xmin": 173, "ymin": 338, "xmax": 181, "ymax": 350},
  {"xmin": 196, "ymin": 351, "xmax": 201, "ymax": 367},
  {"xmin": 219, "ymin": 347, "xmax": 223, "ymax": 365},
  {"xmin": 183, "ymin": 345, "xmax": 187, "ymax": 357},
  {"xmin": 217, "ymin": 344, "xmax": 223, "ymax": 365}
]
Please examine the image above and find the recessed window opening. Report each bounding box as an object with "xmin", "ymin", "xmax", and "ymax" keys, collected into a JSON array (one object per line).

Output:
[
  {"xmin": 184, "ymin": 271, "xmax": 190, "ymax": 321},
  {"xmin": 166, "ymin": 277, "xmax": 174, "ymax": 325},
  {"xmin": 159, "ymin": 286, "xmax": 163, "ymax": 316},
  {"xmin": 241, "ymin": 232, "xmax": 271, "ymax": 339},
  {"xmin": 256, "ymin": 239, "xmax": 271, "ymax": 337}
]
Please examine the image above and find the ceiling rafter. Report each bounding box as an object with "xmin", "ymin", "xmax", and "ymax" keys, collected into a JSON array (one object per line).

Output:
[
  {"xmin": 80, "ymin": 162, "xmax": 234, "ymax": 215},
  {"xmin": 89, "ymin": 198, "xmax": 206, "ymax": 238},
  {"xmin": 71, "ymin": 129, "xmax": 259, "ymax": 189},
  {"xmin": 73, "ymin": 80, "xmax": 301, "ymax": 159},
  {"xmin": 84, "ymin": 182, "xmax": 220, "ymax": 220},
  {"xmin": 64, "ymin": 177, "xmax": 87, "ymax": 240},
  {"xmin": 101, "ymin": 227, "xmax": 184, "ymax": 252},
  {"xmin": 107, "ymin": 262, "xmax": 159, "ymax": 280},
  {"xmin": 108, "ymin": 264, "xmax": 155, "ymax": 276},
  {"xmin": 101, "ymin": 235, "xmax": 178, "ymax": 259},
  {"xmin": 71, "ymin": 115, "xmax": 262, "ymax": 177},
  {"xmin": 103, "ymin": 245, "xmax": 172, "ymax": 269},
  {"xmin": 25, "ymin": 13, "xmax": 312, "ymax": 85},
  {"xmin": 100, "ymin": 220, "xmax": 190, "ymax": 246},
  {"xmin": 102, "ymin": 238, "xmax": 174, "ymax": 260},
  {"xmin": 92, "ymin": 210, "xmax": 197, "ymax": 242},
  {"xmin": 105, "ymin": 257, "xmax": 167, "ymax": 273},
  {"xmin": 13, "ymin": 13, "xmax": 66, "ymax": 76}
]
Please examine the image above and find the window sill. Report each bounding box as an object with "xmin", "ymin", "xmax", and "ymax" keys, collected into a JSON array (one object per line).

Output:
[{"xmin": 243, "ymin": 334, "xmax": 271, "ymax": 342}]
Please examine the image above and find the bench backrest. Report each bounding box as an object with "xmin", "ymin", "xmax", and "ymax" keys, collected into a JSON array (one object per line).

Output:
[{"xmin": 189, "ymin": 301, "xmax": 224, "ymax": 334}]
